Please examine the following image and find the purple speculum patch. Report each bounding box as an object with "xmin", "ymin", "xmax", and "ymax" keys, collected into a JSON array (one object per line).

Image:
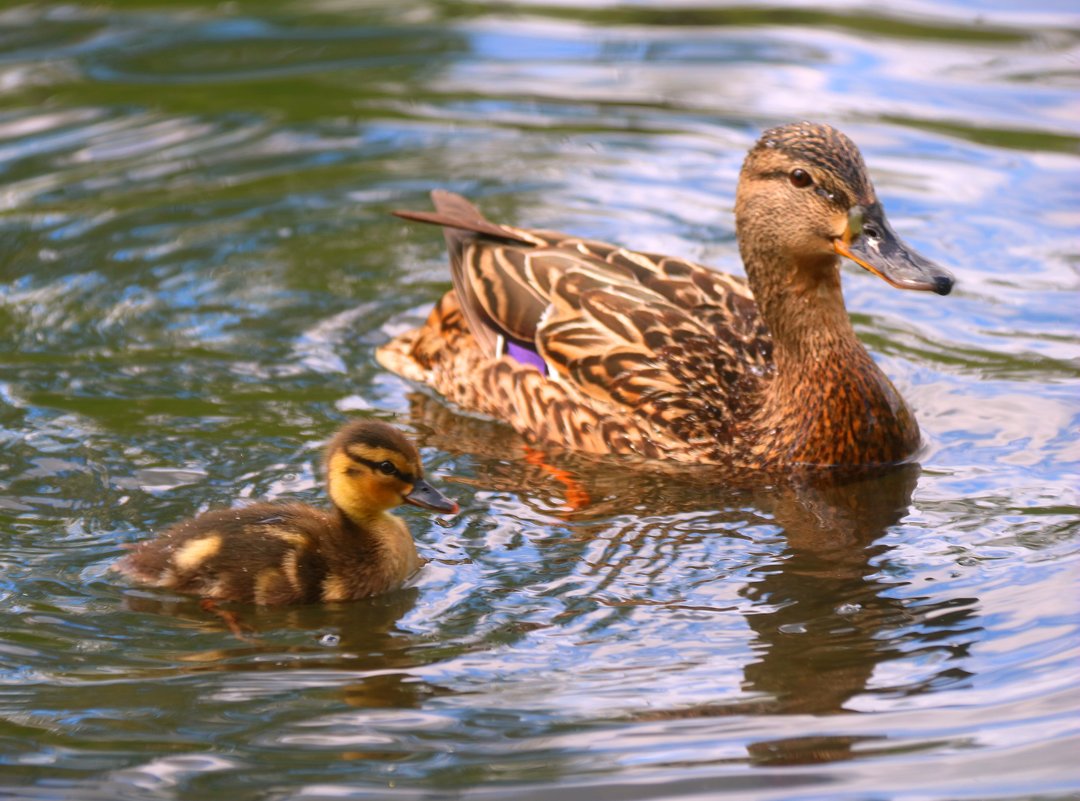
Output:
[{"xmin": 506, "ymin": 340, "xmax": 548, "ymax": 375}]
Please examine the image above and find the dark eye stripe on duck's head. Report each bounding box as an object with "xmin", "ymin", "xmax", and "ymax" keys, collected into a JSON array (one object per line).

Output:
[
  {"xmin": 336, "ymin": 442, "xmax": 458, "ymax": 514},
  {"xmin": 328, "ymin": 420, "xmax": 422, "ymax": 473},
  {"xmin": 755, "ymin": 121, "xmax": 876, "ymax": 207},
  {"xmin": 345, "ymin": 452, "xmax": 418, "ymax": 485}
]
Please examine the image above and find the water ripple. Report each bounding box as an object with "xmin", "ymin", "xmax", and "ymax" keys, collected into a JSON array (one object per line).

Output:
[{"xmin": 0, "ymin": 1, "xmax": 1078, "ymax": 799}]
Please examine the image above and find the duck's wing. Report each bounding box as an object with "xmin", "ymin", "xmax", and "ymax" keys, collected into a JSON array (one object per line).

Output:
[
  {"xmin": 394, "ymin": 191, "xmax": 773, "ymax": 444},
  {"xmin": 394, "ymin": 190, "xmax": 552, "ymax": 356},
  {"xmin": 113, "ymin": 505, "xmax": 334, "ymax": 604}
]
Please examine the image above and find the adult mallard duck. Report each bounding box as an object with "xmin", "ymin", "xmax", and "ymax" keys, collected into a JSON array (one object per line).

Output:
[
  {"xmin": 114, "ymin": 421, "xmax": 458, "ymax": 605},
  {"xmin": 377, "ymin": 122, "xmax": 954, "ymax": 470}
]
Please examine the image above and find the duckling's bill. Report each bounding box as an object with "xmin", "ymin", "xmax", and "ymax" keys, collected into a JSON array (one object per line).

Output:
[
  {"xmin": 834, "ymin": 203, "xmax": 954, "ymax": 296},
  {"xmin": 405, "ymin": 478, "xmax": 459, "ymax": 514}
]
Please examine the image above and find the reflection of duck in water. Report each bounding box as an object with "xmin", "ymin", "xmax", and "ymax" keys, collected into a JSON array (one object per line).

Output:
[
  {"xmin": 737, "ymin": 464, "xmax": 982, "ymax": 766},
  {"xmin": 380, "ymin": 122, "xmax": 953, "ymax": 470},
  {"xmin": 115, "ymin": 421, "xmax": 457, "ymax": 606},
  {"xmin": 122, "ymin": 588, "xmax": 460, "ymax": 719},
  {"xmin": 743, "ymin": 466, "xmax": 921, "ymax": 711},
  {"xmin": 404, "ymin": 399, "xmax": 974, "ymax": 768}
]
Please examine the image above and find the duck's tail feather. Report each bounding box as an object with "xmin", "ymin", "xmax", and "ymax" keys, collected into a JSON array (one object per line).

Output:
[
  {"xmin": 393, "ymin": 190, "xmax": 530, "ymax": 356},
  {"xmin": 393, "ymin": 190, "xmax": 529, "ymax": 244}
]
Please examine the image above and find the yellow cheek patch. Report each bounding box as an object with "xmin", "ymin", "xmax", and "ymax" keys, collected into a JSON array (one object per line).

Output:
[
  {"xmin": 328, "ymin": 451, "xmax": 366, "ymax": 510},
  {"xmin": 328, "ymin": 451, "xmax": 408, "ymax": 516},
  {"xmin": 173, "ymin": 534, "xmax": 222, "ymax": 572}
]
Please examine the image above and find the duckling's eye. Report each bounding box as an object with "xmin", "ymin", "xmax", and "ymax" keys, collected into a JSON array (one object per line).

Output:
[
  {"xmin": 378, "ymin": 460, "xmax": 397, "ymax": 476},
  {"xmin": 789, "ymin": 169, "xmax": 813, "ymax": 189}
]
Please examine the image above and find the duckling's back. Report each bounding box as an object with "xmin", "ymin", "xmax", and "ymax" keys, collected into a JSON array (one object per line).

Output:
[{"xmin": 115, "ymin": 504, "xmax": 347, "ymax": 605}]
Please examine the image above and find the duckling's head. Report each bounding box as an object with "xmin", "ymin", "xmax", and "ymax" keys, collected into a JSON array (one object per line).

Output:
[
  {"xmin": 735, "ymin": 121, "xmax": 953, "ymax": 298},
  {"xmin": 325, "ymin": 420, "xmax": 458, "ymax": 519}
]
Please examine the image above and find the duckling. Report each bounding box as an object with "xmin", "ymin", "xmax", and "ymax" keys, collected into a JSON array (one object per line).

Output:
[
  {"xmin": 377, "ymin": 121, "xmax": 955, "ymax": 470},
  {"xmin": 114, "ymin": 421, "xmax": 458, "ymax": 605}
]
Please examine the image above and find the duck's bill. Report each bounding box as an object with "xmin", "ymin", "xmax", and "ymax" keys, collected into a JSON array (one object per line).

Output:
[
  {"xmin": 405, "ymin": 479, "xmax": 459, "ymax": 514},
  {"xmin": 834, "ymin": 203, "xmax": 954, "ymax": 296}
]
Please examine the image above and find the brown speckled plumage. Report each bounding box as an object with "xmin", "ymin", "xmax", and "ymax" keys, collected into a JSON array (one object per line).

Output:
[
  {"xmin": 757, "ymin": 122, "xmax": 875, "ymax": 207},
  {"xmin": 114, "ymin": 421, "xmax": 457, "ymax": 605},
  {"xmin": 378, "ymin": 122, "xmax": 954, "ymax": 471}
]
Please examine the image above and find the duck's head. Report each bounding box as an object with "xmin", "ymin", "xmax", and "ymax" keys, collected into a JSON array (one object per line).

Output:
[
  {"xmin": 735, "ymin": 121, "xmax": 954, "ymax": 297},
  {"xmin": 325, "ymin": 420, "xmax": 458, "ymax": 519}
]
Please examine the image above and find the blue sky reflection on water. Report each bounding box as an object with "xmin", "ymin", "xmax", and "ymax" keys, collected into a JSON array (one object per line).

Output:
[{"xmin": 0, "ymin": 1, "xmax": 1078, "ymax": 799}]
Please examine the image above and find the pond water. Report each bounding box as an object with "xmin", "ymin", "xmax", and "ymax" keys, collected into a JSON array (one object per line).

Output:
[{"xmin": 1, "ymin": 1, "xmax": 1078, "ymax": 799}]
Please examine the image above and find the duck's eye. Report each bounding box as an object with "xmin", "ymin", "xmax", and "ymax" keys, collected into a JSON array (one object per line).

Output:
[
  {"xmin": 789, "ymin": 169, "xmax": 813, "ymax": 188},
  {"xmin": 378, "ymin": 460, "xmax": 397, "ymax": 476}
]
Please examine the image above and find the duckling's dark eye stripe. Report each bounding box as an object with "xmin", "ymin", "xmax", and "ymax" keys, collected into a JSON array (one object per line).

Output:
[{"xmin": 349, "ymin": 455, "xmax": 416, "ymax": 485}]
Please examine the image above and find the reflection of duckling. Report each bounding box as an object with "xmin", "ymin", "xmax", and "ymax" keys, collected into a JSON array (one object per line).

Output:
[{"xmin": 114, "ymin": 421, "xmax": 458, "ymax": 605}]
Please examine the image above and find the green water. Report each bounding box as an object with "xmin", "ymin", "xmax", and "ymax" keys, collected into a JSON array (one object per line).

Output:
[{"xmin": 0, "ymin": 1, "xmax": 1078, "ymax": 799}]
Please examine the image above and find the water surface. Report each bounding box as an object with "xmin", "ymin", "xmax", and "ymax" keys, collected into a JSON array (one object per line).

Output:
[{"xmin": 0, "ymin": 1, "xmax": 1078, "ymax": 799}]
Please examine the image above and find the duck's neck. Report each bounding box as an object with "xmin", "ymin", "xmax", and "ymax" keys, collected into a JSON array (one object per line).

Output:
[
  {"xmin": 332, "ymin": 505, "xmax": 420, "ymax": 579},
  {"xmin": 332, "ymin": 505, "xmax": 372, "ymax": 539},
  {"xmin": 748, "ymin": 252, "xmax": 920, "ymax": 467}
]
